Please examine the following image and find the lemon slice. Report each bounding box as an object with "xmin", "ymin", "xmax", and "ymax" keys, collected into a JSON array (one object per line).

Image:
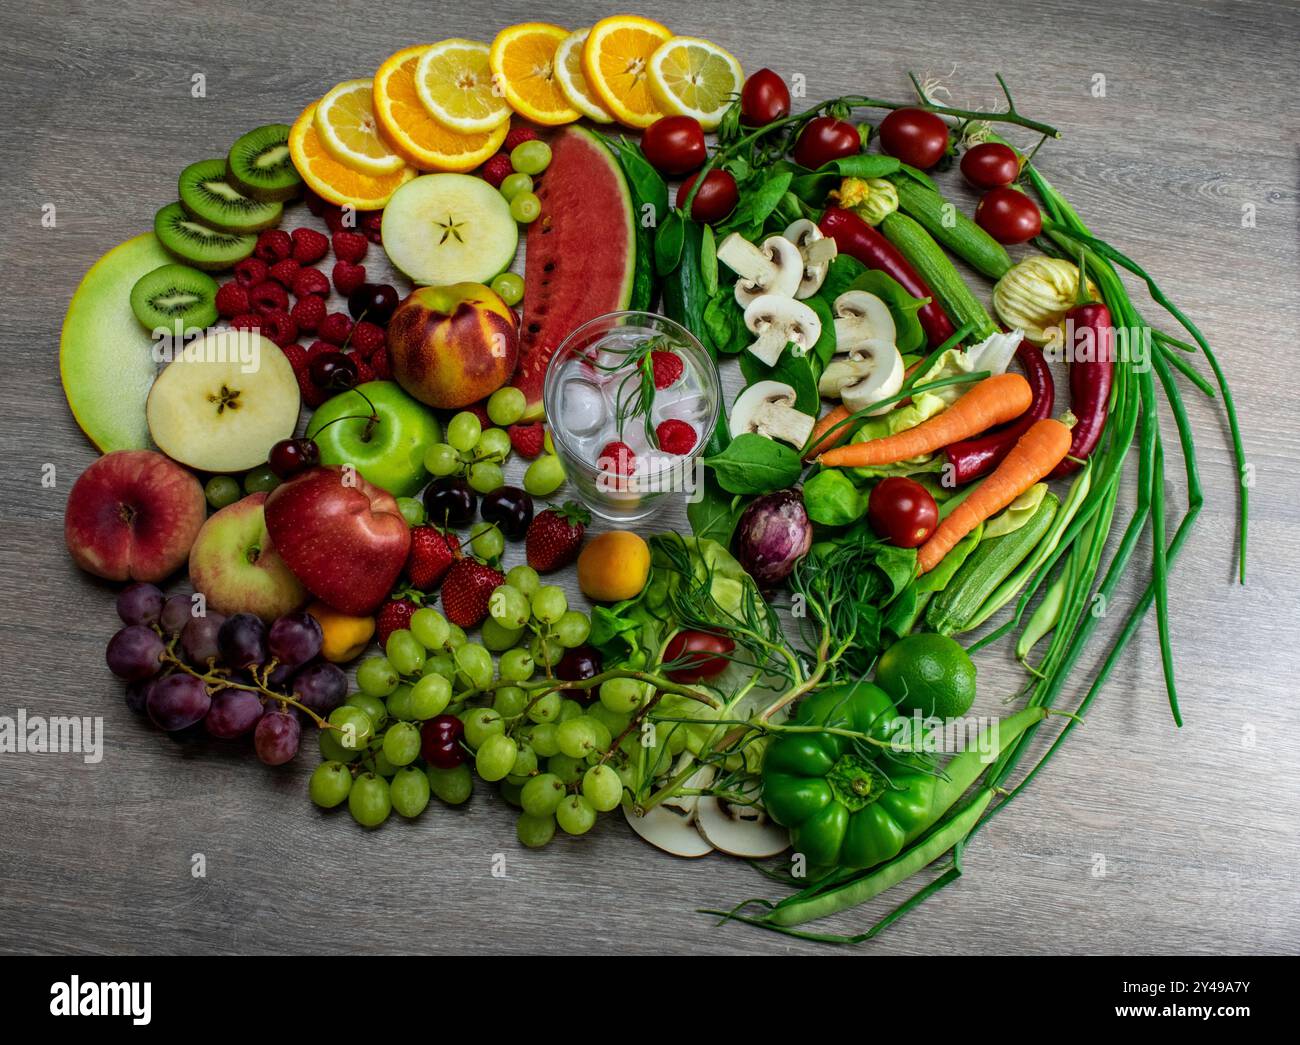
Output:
[
  {"xmin": 582, "ymin": 15, "xmax": 672, "ymax": 128},
  {"xmin": 648, "ymin": 37, "xmax": 743, "ymax": 130},
  {"xmin": 489, "ymin": 22, "xmax": 580, "ymax": 126},
  {"xmin": 314, "ymin": 79, "xmax": 406, "ymax": 175},
  {"xmin": 416, "ymin": 39, "xmax": 511, "ymax": 134},
  {"xmin": 554, "ymin": 28, "xmax": 614, "ymax": 123}
]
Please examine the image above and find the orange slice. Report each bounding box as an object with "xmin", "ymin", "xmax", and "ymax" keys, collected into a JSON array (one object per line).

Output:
[
  {"xmin": 489, "ymin": 23, "xmax": 580, "ymax": 126},
  {"xmin": 581, "ymin": 15, "xmax": 672, "ymax": 128},
  {"xmin": 289, "ymin": 102, "xmax": 415, "ymax": 210},
  {"xmin": 315, "ymin": 78, "xmax": 406, "ymax": 175},
  {"xmin": 415, "ymin": 39, "xmax": 511, "ymax": 134},
  {"xmin": 554, "ymin": 28, "xmax": 614, "ymax": 123},
  {"xmin": 374, "ymin": 46, "xmax": 508, "ymax": 171}
]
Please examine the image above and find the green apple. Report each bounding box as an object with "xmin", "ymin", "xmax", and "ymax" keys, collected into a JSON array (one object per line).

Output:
[
  {"xmin": 306, "ymin": 380, "xmax": 441, "ymax": 497},
  {"xmin": 188, "ymin": 492, "xmax": 308, "ymax": 620}
]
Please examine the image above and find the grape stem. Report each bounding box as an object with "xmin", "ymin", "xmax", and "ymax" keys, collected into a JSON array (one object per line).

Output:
[{"xmin": 159, "ymin": 646, "xmax": 334, "ymax": 730}]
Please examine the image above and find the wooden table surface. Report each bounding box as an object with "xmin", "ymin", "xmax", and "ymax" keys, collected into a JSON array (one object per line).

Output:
[{"xmin": 2, "ymin": 0, "xmax": 1298, "ymax": 955}]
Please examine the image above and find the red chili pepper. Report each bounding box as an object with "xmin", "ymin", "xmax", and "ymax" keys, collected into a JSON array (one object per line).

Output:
[
  {"xmin": 1048, "ymin": 300, "xmax": 1113, "ymax": 478},
  {"xmin": 818, "ymin": 206, "xmax": 956, "ymax": 348},
  {"xmin": 944, "ymin": 339, "xmax": 1054, "ymax": 483}
]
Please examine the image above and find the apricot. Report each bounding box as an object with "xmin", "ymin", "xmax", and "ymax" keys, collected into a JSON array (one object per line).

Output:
[{"xmin": 577, "ymin": 531, "xmax": 651, "ymax": 603}]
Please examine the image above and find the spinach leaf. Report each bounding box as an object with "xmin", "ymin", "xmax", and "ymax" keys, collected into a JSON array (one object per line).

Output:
[
  {"xmin": 703, "ymin": 288, "xmax": 748, "ymax": 355},
  {"xmin": 704, "ymin": 433, "xmax": 802, "ymax": 495},
  {"xmin": 655, "ymin": 210, "xmax": 685, "ymax": 276},
  {"xmin": 819, "ymin": 254, "xmax": 868, "ymax": 300},
  {"xmin": 850, "ymin": 270, "xmax": 928, "ymax": 353},
  {"xmin": 687, "ymin": 474, "xmax": 748, "ymax": 545}
]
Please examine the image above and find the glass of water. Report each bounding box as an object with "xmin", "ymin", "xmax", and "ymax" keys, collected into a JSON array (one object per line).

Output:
[{"xmin": 543, "ymin": 312, "xmax": 721, "ymax": 522}]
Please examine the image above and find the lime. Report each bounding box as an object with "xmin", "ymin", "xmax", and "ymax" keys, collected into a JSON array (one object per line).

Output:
[{"xmin": 875, "ymin": 633, "xmax": 976, "ymax": 718}]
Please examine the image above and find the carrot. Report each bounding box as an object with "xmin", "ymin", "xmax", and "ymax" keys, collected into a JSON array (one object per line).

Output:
[
  {"xmin": 918, "ymin": 417, "xmax": 1073, "ymax": 572},
  {"xmin": 804, "ymin": 404, "xmax": 851, "ymax": 460},
  {"xmin": 818, "ymin": 372, "xmax": 1032, "ymax": 468}
]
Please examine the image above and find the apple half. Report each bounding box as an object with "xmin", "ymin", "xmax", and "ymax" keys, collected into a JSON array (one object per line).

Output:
[{"xmin": 146, "ymin": 330, "xmax": 299, "ymax": 472}]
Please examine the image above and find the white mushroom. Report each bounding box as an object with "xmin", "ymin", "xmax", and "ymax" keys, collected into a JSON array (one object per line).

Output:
[
  {"xmin": 695, "ymin": 795, "xmax": 790, "ymax": 859},
  {"xmin": 783, "ymin": 219, "xmax": 838, "ymax": 299},
  {"xmin": 819, "ymin": 339, "xmax": 905, "ymax": 415},
  {"xmin": 743, "ymin": 294, "xmax": 822, "ymax": 367},
  {"xmin": 729, "ymin": 380, "xmax": 815, "ymax": 447},
  {"xmin": 623, "ymin": 803, "xmax": 715, "ymax": 858},
  {"xmin": 831, "ymin": 289, "xmax": 896, "ymax": 351},
  {"xmin": 716, "ymin": 233, "xmax": 804, "ymax": 308}
]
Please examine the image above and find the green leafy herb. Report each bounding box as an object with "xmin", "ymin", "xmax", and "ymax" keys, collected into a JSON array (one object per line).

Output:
[
  {"xmin": 704, "ymin": 433, "xmax": 802, "ymax": 495},
  {"xmin": 655, "ymin": 210, "xmax": 685, "ymax": 275}
]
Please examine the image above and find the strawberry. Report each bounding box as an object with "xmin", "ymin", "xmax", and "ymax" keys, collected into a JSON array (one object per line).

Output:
[
  {"xmin": 291, "ymin": 227, "xmax": 330, "ymax": 264},
  {"xmin": 656, "ymin": 418, "xmax": 697, "ymax": 455},
  {"xmin": 508, "ymin": 422, "xmax": 544, "ymax": 458},
  {"xmin": 598, "ymin": 440, "xmax": 636, "ymax": 476},
  {"xmin": 651, "ymin": 350, "xmax": 684, "ymax": 389},
  {"xmin": 406, "ymin": 526, "xmax": 458, "ymax": 591},
  {"xmin": 332, "ymin": 260, "xmax": 366, "ymax": 295},
  {"xmin": 526, "ymin": 502, "xmax": 590, "ymax": 573},
  {"xmin": 504, "ymin": 125, "xmax": 539, "ymax": 152},
  {"xmin": 479, "ymin": 153, "xmax": 513, "ymax": 188},
  {"xmin": 332, "ymin": 230, "xmax": 369, "ymax": 263},
  {"xmin": 376, "ymin": 596, "xmax": 419, "ymax": 648},
  {"xmin": 441, "ymin": 560, "xmax": 504, "ymax": 628}
]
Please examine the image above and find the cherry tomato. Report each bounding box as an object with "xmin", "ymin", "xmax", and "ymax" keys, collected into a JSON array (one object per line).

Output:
[
  {"xmin": 792, "ymin": 116, "xmax": 861, "ymax": 169},
  {"xmin": 740, "ymin": 68, "xmax": 790, "ymax": 126},
  {"xmin": 677, "ymin": 168, "xmax": 739, "ymax": 223},
  {"xmin": 641, "ymin": 115, "xmax": 707, "ymax": 176},
  {"xmin": 663, "ymin": 630, "xmax": 735, "ymax": 683},
  {"xmin": 867, "ymin": 477, "xmax": 938, "ymax": 549},
  {"xmin": 975, "ymin": 186, "xmax": 1042, "ymax": 244},
  {"xmin": 960, "ymin": 142, "xmax": 1019, "ymax": 190},
  {"xmin": 878, "ymin": 108, "xmax": 950, "ymax": 170}
]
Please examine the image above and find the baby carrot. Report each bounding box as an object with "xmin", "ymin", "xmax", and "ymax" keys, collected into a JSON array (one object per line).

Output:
[{"xmin": 803, "ymin": 404, "xmax": 852, "ymax": 460}]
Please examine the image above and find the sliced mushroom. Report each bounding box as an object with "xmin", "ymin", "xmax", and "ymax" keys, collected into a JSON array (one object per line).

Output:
[
  {"xmin": 784, "ymin": 219, "xmax": 838, "ymax": 299},
  {"xmin": 623, "ymin": 803, "xmax": 715, "ymax": 858},
  {"xmin": 730, "ymin": 380, "xmax": 815, "ymax": 447},
  {"xmin": 743, "ymin": 294, "xmax": 822, "ymax": 367},
  {"xmin": 716, "ymin": 233, "xmax": 804, "ymax": 307},
  {"xmin": 695, "ymin": 795, "xmax": 790, "ymax": 859},
  {"xmin": 819, "ymin": 340, "xmax": 905, "ymax": 415},
  {"xmin": 831, "ymin": 289, "xmax": 896, "ymax": 351}
]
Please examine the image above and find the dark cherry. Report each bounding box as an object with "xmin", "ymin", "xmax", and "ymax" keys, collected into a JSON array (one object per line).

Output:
[
  {"xmin": 309, "ymin": 351, "xmax": 358, "ymax": 391},
  {"xmin": 479, "ymin": 485, "xmax": 534, "ymax": 539},
  {"xmin": 347, "ymin": 283, "xmax": 399, "ymax": 325},
  {"xmin": 268, "ymin": 437, "xmax": 321, "ymax": 479},
  {"xmin": 421, "ymin": 714, "xmax": 465, "ymax": 768},
  {"xmin": 423, "ymin": 476, "xmax": 477, "ymax": 528},
  {"xmin": 555, "ymin": 644, "xmax": 602, "ymax": 703}
]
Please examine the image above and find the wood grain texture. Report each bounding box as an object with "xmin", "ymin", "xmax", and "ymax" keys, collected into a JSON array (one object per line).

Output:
[{"xmin": 1, "ymin": 0, "xmax": 1298, "ymax": 955}]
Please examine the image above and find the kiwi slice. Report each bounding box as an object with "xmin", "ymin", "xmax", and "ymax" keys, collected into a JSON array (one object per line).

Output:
[
  {"xmin": 227, "ymin": 124, "xmax": 302, "ymax": 203},
  {"xmin": 129, "ymin": 263, "xmax": 219, "ymax": 333},
  {"xmin": 179, "ymin": 158, "xmax": 282, "ymax": 233},
  {"xmin": 154, "ymin": 202, "xmax": 256, "ymax": 271}
]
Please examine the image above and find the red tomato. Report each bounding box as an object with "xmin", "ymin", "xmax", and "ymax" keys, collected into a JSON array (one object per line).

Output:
[
  {"xmin": 740, "ymin": 68, "xmax": 791, "ymax": 126},
  {"xmin": 975, "ymin": 187, "xmax": 1042, "ymax": 244},
  {"xmin": 878, "ymin": 108, "xmax": 950, "ymax": 170},
  {"xmin": 663, "ymin": 630, "xmax": 735, "ymax": 683},
  {"xmin": 868, "ymin": 477, "xmax": 938, "ymax": 549},
  {"xmin": 960, "ymin": 142, "xmax": 1020, "ymax": 190},
  {"xmin": 677, "ymin": 168, "xmax": 739, "ymax": 223},
  {"xmin": 792, "ymin": 116, "xmax": 861, "ymax": 169},
  {"xmin": 641, "ymin": 115, "xmax": 707, "ymax": 176}
]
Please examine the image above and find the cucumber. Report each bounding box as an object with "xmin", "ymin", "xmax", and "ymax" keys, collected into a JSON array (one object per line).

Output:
[
  {"xmin": 890, "ymin": 176, "xmax": 1012, "ymax": 280},
  {"xmin": 926, "ymin": 493, "xmax": 1061, "ymax": 635},
  {"xmin": 880, "ymin": 211, "xmax": 998, "ymax": 340}
]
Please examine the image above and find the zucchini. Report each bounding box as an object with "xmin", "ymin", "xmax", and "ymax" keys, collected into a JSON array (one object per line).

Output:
[
  {"xmin": 880, "ymin": 211, "xmax": 998, "ymax": 340},
  {"xmin": 926, "ymin": 492, "xmax": 1061, "ymax": 635},
  {"xmin": 890, "ymin": 176, "xmax": 1012, "ymax": 280}
]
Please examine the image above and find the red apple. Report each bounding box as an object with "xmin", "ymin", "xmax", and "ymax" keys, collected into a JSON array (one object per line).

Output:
[
  {"xmin": 263, "ymin": 466, "xmax": 410, "ymax": 615},
  {"xmin": 188, "ymin": 492, "xmax": 308, "ymax": 620},
  {"xmin": 64, "ymin": 450, "xmax": 206, "ymax": 582}
]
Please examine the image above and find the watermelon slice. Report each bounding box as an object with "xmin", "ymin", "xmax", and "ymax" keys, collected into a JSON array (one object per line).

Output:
[{"xmin": 511, "ymin": 127, "xmax": 636, "ymax": 420}]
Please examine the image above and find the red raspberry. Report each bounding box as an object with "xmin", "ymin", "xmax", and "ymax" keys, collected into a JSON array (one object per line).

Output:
[
  {"xmin": 651, "ymin": 350, "xmax": 684, "ymax": 389},
  {"xmin": 319, "ymin": 312, "xmax": 353, "ymax": 346},
  {"xmin": 258, "ymin": 310, "xmax": 298, "ymax": 348},
  {"xmin": 322, "ymin": 206, "xmax": 347, "ymax": 234},
  {"xmin": 504, "ymin": 126, "xmax": 539, "ymax": 152},
  {"xmin": 350, "ymin": 321, "xmax": 385, "ymax": 358},
  {"xmin": 331, "ymin": 230, "xmax": 368, "ymax": 264},
  {"xmin": 464, "ymin": 402, "xmax": 492, "ymax": 428},
  {"xmin": 291, "ymin": 227, "xmax": 330, "ymax": 264},
  {"xmin": 370, "ymin": 347, "xmax": 392, "ymax": 380},
  {"xmin": 303, "ymin": 189, "xmax": 329, "ymax": 216},
  {"xmin": 233, "ymin": 257, "xmax": 268, "ymax": 288},
  {"xmin": 229, "ymin": 313, "xmax": 261, "ymax": 331},
  {"xmin": 479, "ymin": 153, "xmax": 513, "ymax": 188},
  {"xmin": 215, "ymin": 282, "xmax": 250, "ymax": 318},
  {"xmin": 351, "ymin": 354, "xmax": 375, "ymax": 385},
  {"xmin": 599, "ymin": 441, "xmax": 636, "ymax": 476},
  {"xmin": 254, "ymin": 228, "xmax": 292, "ymax": 263},
  {"xmin": 306, "ymin": 339, "xmax": 337, "ymax": 360},
  {"xmin": 332, "ymin": 260, "xmax": 366, "ymax": 296},
  {"xmin": 268, "ymin": 258, "xmax": 300, "ymax": 287},
  {"xmin": 296, "ymin": 366, "xmax": 327, "ymax": 408},
  {"xmin": 280, "ymin": 343, "xmax": 307, "ymax": 372},
  {"xmin": 290, "ymin": 294, "xmax": 327, "ymax": 334},
  {"xmin": 292, "ymin": 267, "xmax": 330, "ymax": 298},
  {"xmin": 508, "ymin": 422, "xmax": 544, "ymax": 459},
  {"xmin": 360, "ymin": 211, "xmax": 383, "ymax": 244},
  {"xmin": 249, "ymin": 281, "xmax": 289, "ymax": 314},
  {"xmin": 656, "ymin": 419, "xmax": 697, "ymax": 455}
]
